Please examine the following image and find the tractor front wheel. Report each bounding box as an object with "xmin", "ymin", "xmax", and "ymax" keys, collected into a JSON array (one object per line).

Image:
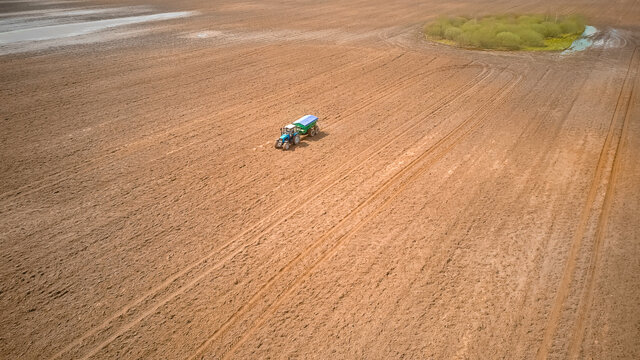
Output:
[{"xmin": 275, "ymin": 139, "xmax": 281, "ymax": 148}]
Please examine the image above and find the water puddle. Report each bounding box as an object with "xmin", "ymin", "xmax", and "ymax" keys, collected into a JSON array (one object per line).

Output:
[
  {"xmin": 562, "ymin": 25, "xmax": 597, "ymax": 54},
  {"xmin": 0, "ymin": 11, "xmax": 195, "ymax": 45}
]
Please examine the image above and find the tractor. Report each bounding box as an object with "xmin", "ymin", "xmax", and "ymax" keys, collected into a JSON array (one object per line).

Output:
[{"xmin": 275, "ymin": 115, "xmax": 320, "ymax": 150}]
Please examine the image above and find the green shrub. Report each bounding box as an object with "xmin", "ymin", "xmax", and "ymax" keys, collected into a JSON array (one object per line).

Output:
[
  {"xmin": 424, "ymin": 22, "xmax": 445, "ymax": 38},
  {"xmin": 493, "ymin": 23, "xmax": 509, "ymax": 34},
  {"xmin": 566, "ymin": 14, "xmax": 586, "ymax": 31},
  {"xmin": 517, "ymin": 29, "xmax": 544, "ymax": 46},
  {"xmin": 496, "ymin": 32, "xmax": 521, "ymax": 49},
  {"xmin": 560, "ymin": 21, "xmax": 579, "ymax": 34},
  {"xmin": 528, "ymin": 23, "xmax": 547, "ymax": 35},
  {"xmin": 475, "ymin": 28, "xmax": 499, "ymax": 48},
  {"xmin": 457, "ymin": 31, "xmax": 475, "ymax": 47},
  {"xmin": 449, "ymin": 16, "xmax": 468, "ymax": 27},
  {"xmin": 423, "ymin": 13, "xmax": 587, "ymax": 51},
  {"xmin": 541, "ymin": 21, "xmax": 561, "ymax": 37},
  {"xmin": 461, "ymin": 22, "xmax": 481, "ymax": 33},
  {"xmin": 443, "ymin": 27, "xmax": 463, "ymax": 40}
]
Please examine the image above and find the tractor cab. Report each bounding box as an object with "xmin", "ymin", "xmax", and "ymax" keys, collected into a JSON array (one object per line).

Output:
[
  {"xmin": 275, "ymin": 115, "xmax": 319, "ymax": 150},
  {"xmin": 281, "ymin": 124, "xmax": 297, "ymax": 135}
]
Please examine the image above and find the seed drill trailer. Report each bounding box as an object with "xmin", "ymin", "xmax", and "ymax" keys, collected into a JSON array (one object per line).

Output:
[{"xmin": 274, "ymin": 115, "xmax": 320, "ymax": 150}]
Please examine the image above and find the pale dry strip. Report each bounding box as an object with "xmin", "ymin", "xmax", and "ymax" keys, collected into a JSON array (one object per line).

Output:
[
  {"xmin": 566, "ymin": 47, "xmax": 639, "ymax": 359},
  {"xmin": 536, "ymin": 46, "xmax": 640, "ymax": 360}
]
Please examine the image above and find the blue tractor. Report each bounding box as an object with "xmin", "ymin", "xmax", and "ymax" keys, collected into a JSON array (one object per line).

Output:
[
  {"xmin": 275, "ymin": 115, "xmax": 319, "ymax": 150},
  {"xmin": 275, "ymin": 124, "xmax": 301, "ymax": 150}
]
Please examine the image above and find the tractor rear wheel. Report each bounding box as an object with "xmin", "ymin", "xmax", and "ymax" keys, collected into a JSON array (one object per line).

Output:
[
  {"xmin": 294, "ymin": 134, "xmax": 300, "ymax": 144},
  {"xmin": 283, "ymin": 142, "xmax": 290, "ymax": 150}
]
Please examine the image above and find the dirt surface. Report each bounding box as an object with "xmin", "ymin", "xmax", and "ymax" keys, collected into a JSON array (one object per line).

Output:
[{"xmin": 1, "ymin": 0, "xmax": 639, "ymax": 358}]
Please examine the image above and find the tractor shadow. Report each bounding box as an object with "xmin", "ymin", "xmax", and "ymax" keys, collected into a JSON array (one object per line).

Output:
[
  {"xmin": 292, "ymin": 130, "xmax": 328, "ymax": 151},
  {"xmin": 304, "ymin": 130, "xmax": 328, "ymax": 142},
  {"xmin": 284, "ymin": 130, "xmax": 328, "ymax": 151},
  {"xmin": 286, "ymin": 142, "xmax": 308, "ymax": 151},
  {"xmin": 281, "ymin": 131, "xmax": 328, "ymax": 152}
]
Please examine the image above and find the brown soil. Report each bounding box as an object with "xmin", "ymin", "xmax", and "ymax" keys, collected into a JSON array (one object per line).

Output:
[{"xmin": 1, "ymin": 0, "xmax": 639, "ymax": 359}]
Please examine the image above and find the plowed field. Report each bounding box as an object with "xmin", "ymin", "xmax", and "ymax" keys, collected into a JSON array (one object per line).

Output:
[{"xmin": 1, "ymin": 0, "xmax": 639, "ymax": 358}]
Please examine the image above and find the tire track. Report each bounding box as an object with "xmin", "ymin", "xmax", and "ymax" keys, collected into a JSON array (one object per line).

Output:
[
  {"xmin": 388, "ymin": 68, "xmax": 553, "ymax": 353},
  {"xmin": 5, "ymin": 54, "xmax": 440, "ymax": 263},
  {"xmin": 3, "ymin": 43, "xmax": 303, "ymax": 149},
  {"xmin": 190, "ymin": 68, "xmax": 522, "ymax": 359},
  {"xmin": 217, "ymin": 69, "xmax": 523, "ymax": 359},
  {"xmin": 50, "ymin": 62, "xmax": 491, "ymax": 360},
  {"xmin": 5, "ymin": 50, "xmax": 426, "ymax": 212},
  {"xmin": 566, "ymin": 49, "xmax": 638, "ymax": 360},
  {"xmin": 536, "ymin": 46, "xmax": 639, "ymax": 360},
  {"xmin": 6, "ymin": 39, "xmax": 341, "ymax": 126},
  {"xmin": 71, "ymin": 64, "xmax": 491, "ymax": 360},
  {"xmin": 8, "ymin": 53, "xmax": 430, "ymax": 251},
  {"xmin": 3, "ymin": 54, "xmax": 443, "ymax": 252},
  {"xmin": 504, "ymin": 67, "xmax": 592, "ymax": 357},
  {"xmin": 0, "ymin": 47, "xmax": 362, "ymax": 202},
  {"xmin": 2, "ymin": 42, "xmax": 357, "ymax": 186},
  {"xmin": 164, "ymin": 53, "xmax": 438, "ymax": 164},
  {"xmin": 2, "ymin": 50, "xmax": 386, "ymax": 230},
  {"xmin": 2, "ymin": 47, "xmax": 401, "ymax": 201},
  {"xmin": 377, "ymin": 23, "xmax": 422, "ymax": 52}
]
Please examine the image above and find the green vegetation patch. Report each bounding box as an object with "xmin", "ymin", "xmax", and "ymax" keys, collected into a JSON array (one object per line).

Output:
[{"xmin": 424, "ymin": 14, "xmax": 586, "ymax": 51}]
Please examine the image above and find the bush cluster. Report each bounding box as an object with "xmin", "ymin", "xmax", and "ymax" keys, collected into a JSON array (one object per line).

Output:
[{"xmin": 424, "ymin": 14, "xmax": 586, "ymax": 50}]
